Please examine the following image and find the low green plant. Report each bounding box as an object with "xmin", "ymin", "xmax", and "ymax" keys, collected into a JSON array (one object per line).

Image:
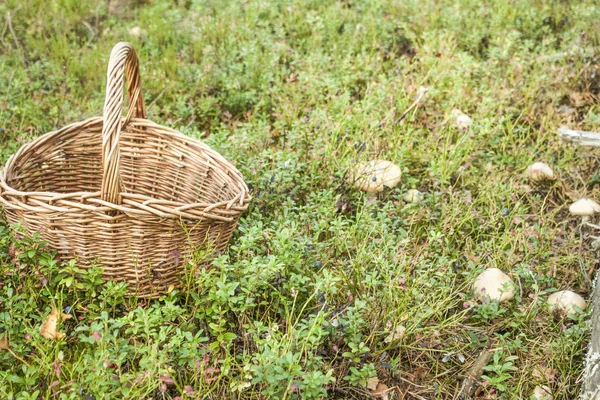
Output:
[
  {"xmin": 0, "ymin": 0, "xmax": 597, "ymax": 398},
  {"xmin": 482, "ymin": 350, "xmax": 519, "ymax": 393}
]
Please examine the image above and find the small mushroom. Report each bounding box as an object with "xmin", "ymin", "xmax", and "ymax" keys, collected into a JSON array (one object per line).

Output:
[
  {"xmin": 452, "ymin": 109, "xmax": 473, "ymax": 130},
  {"xmin": 473, "ymin": 268, "xmax": 515, "ymax": 303},
  {"xmin": 532, "ymin": 385, "xmax": 553, "ymax": 400},
  {"xmin": 525, "ymin": 162, "xmax": 555, "ymax": 182},
  {"xmin": 350, "ymin": 160, "xmax": 401, "ymax": 194},
  {"xmin": 569, "ymin": 198, "xmax": 600, "ymax": 216},
  {"xmin": 547, "ymin": 290, "xmax": 586, "ymax": 317},
  {"xmin": 402, "ymin": 189, "xmax": 423, "ymax": 203}
]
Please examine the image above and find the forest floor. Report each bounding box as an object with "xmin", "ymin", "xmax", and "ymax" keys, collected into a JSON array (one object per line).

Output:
[{"xmin": 2, "ymin": 0, "xmax": 600, "ymax": 398}]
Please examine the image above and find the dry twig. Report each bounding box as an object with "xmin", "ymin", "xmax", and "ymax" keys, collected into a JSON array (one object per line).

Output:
[
  {"xmin": 6, "ymin": 9, "xmax": 21, "ymax": 50},
  {"xmin": 395, "ymin": 87, "xmax": 428, "ymax": 125},
  {"xmin": 82, "ymin": 21, "xmax": 95, "ymax": 46},
  {"xmin": 458, "ymin": 339, "xmax": 497, "ymax": 399},
  {"xmin": 559, "ymin": 127, "xmax": 600, "ymax": 148}
]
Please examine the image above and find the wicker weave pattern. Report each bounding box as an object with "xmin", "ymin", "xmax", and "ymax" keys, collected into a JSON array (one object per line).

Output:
[{"xmin": 0, "ymin": 43, "xmax": 250, "ymax": 298}]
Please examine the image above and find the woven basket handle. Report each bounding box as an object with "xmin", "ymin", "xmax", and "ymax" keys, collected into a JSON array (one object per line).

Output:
[{"xmin": 101, "ymin": 42, "xmax": 147, "ymax": 205}]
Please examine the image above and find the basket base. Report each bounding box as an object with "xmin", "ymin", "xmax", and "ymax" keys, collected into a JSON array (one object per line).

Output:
[{"xmin": 5, "ymin": 208, "xmax": 237, "ymax": 298}]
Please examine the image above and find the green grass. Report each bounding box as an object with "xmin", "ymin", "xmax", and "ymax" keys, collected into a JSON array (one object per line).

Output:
[{"xmin": 1, "ymin": 0, "xmax": 600, "ymax": 398}]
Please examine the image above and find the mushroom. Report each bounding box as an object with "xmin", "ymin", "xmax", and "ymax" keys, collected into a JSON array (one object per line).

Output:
[
  {"xmin": 569, "ymin": 198, "xmax": 600, "ymax": 216},
  {"xmin": 547, "ymin": 290, "xmax": 586, "ymax": 317},
  {"xmin": 350, "ymin": 160, "xmax": 401, "ymax": 194},
  {"xmin": 402, "ymin": 189, "xmax": 423, "ymax": 203},
  {"xmin": 525, "ymin": 162, "xmax": 555, "ymax": 182},
  {"xmin": 473, "ymin": 268, "xmax": 515, "ymax": 303},
  {"xmin": 532, "ymin": 385, "xmax": 553, "ymax": 400}
]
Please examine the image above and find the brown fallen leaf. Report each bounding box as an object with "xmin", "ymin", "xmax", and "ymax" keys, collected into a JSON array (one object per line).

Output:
[
  {"xmin": 370, "ymin": 382, "xmax": 390, "ymax": 399},
  {"xmin": 0, "ymin": 334, "xmax": 30, "ymax": 366},
  {"xmin": 565, "ymin": 190, "xmax": 582, "ymax": 202},
  {"xmin": 335, "ymin": 195, "xmax": 352, "ymax": 214},
  {"xmin": 0, "ymin": 335, "xmax": 8, "ymax": 350},
  {"xmin": 569, "ymin": 92, "xmax": 594, "ymax": 108},
  {"xmin": 532, "ymin": 365, "xmax": 558, "ymax": 382},
  {"xmin": 40, "ymin": 307, "xmax": 72, "ymax": 340},
  {"xmin": 384, "ymin": 325, "xmax": 406, "ymax": 343},
  {"xmin": 285, "ymin": 72, "xmax": 298, "ymax": 83}
]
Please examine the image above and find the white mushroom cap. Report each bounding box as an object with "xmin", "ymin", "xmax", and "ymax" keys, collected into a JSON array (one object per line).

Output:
[
  {"xmin": 402, "ymin": 189, "xmax": 422, "ymax": 203},
  {"xmin": 532, "ymin": 385, "xmax": 553, "ymax": 400},
  {"xmin": 525, "ymin": 162, "xmax": 555, "ymax": 182},
  {"xmin": 473, "ymin": 268, "xmax": 515, "ymax": 303},
  {"xmin": 547, "ymin": 290, "xmax": 586, "ymax": 317},
  {"xmin": 351, "ymin": 160, "xmax": 401, "ymax": 193},
  {"xmin": 569, "ymin": 198, "xmax": 600, "ymax": 216}
]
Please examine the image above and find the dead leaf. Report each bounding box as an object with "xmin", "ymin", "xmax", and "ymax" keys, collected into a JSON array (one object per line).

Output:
[
  {"xmin": 40, "ymin": 307, "xmax": 72, "ymax": 340},
  {"xmin": 374, "ymin": 138, "xmax": 389, "ymax": 155},
  {"xmin": 366, "ymin": 376, "xmax": 380, "ymax": 391},
  {"xmin": 335, "ymin": 195, "xmax": 352, "ymax": 214},
  {"xmin": 0, "ymin": 334, "xmax": 29, "ymax": 366},
  {"xmin": 557, "ymin": 105, "xmax": 575, "ymax": 115},
  {"xmin": 565, "ymin": 190, "xmax": 581, "ymax": 202},
  {"xmin": 0, "ymin": 335, "xmax": 8, "ymax": 350},
  {"xmin": 569, "ymin": 92, "xmax": 593, "ymax": 108},
  {"xmin": 108, "ymin": 0, "xmax": 138, "ymax": 16},
  {"xmin": 384, "ymin": 325, "xmax": 406, "ymax": 343},
  {"xmin": 271, "ymin": 129, "xmax": 282, "ymax": 138},
  {"xmin": 532, "ymin": 365, "xmax": 558, "ymax": 382},
  {"xmin": 370, "ymin": 382, "xmax": 390, "ymax": 399},
  {"xmin": 171, "ymin": 250, "xmax": 181, "ymax": 267},
  {"xmin": 286, "ymin": 72, "xmax": 298, "ymax": 83},
  {"xmin": 452, "ymin": 109, "xmax": 473, "ymax": 130},
  {"xmin": 167, "ymin": 284, "xmax": 175, "ymax": 293}
]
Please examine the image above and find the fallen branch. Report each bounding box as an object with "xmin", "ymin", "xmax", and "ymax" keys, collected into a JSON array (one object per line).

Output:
[
  {"xmin": 535, "ymin": 47, "xmax": 594, "ymax": 63},
  {"xmin": 559, "ymin": 130, "xmax": 600, "ymax": 398},
  {"xmin": 6, "ymin": 9, "xmax": 21, "ymax": 50},
  {"xmin": 146, "ymin": 85, "xmax": 171, "ymax": 112},
  {"xmin": 0, "ymin": 335, "xmax": 29, "ymax": 366},
  {"xmin": 394, "ymin": 86, "xmax": 428, "ymax": 125},
  {"xmin": 458, "ymin": 339, "xmax": 496, "ymax": 399},
  {"xmin": 81, "ymin": 21, "xmax": 95, "ymax": 46},
  {"xmin": 558, "ymin": 127, "xmax": 600, "ymax": 148},
  {"xmin": 582, "ymin": 270, "xmax": 600, "ymax": 399}
]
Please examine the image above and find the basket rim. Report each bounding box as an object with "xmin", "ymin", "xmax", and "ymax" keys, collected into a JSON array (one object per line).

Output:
[{"xmin": 0, "ymin": 116, "xmax": 251, "ymax": 222}]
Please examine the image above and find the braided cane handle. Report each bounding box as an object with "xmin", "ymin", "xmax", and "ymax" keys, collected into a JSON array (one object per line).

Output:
[{"xmin": 101, "ymin": 42, "xmax": 147, "ymax": 205}]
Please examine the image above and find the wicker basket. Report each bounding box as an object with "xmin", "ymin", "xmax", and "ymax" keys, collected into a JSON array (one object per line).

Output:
[{"xmin": 0, "ymin": 42, "xmax": 250, "ymax": 298}]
